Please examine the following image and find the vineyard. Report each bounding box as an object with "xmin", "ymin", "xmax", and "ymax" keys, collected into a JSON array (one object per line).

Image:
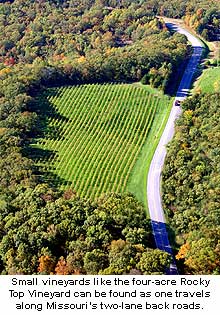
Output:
[{"xmin": 32, "ymin": 83, "xmax": 170, "ymax": 201}]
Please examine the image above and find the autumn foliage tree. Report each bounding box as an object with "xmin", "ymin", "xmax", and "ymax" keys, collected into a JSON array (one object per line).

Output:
[
  {"xmin": 163, "ymin": 93, "xmax": 220, "ymax": 274},
  {"xmin": 38, "ymin": 255, "xmax": 56, "ymax": 275}
]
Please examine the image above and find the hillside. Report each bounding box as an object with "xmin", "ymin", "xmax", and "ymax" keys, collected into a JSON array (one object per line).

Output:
[
  {"xmin": 0, "ymin": 0, "xmax": 219, "ymax": 275},
  {"xmin": 30, "ymin": 83, "xmax": 170, "ymax": 204},
  {"xmin": 195, "ymin": 67, "xmax": 220, "ymax": 93},
  {"xmin": 162, "ymin": 86, "xmax": 220, "ymax": 274},
  {"xmin": 156, "ymin": 0, "xmax": 220, "ymax": 41}
]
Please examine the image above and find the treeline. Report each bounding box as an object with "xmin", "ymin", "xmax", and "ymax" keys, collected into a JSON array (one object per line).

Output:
[
  {"xmin": 0, "ymin": 0, "xmax": 189, "ymax": 88},
  {"xmin": 162, "ymin": 93, "xmax": 220, "ymax": 274},
  {"xmin": 2, "ymin": 0, "xmax": 218, "ymax": 275},
  {"xmin": 0, "ymin": 0, "xmax": 187, "ymax": 274},
  {"xmin": 1, "ymin": 0, "xmax": 219, "ymax": 41},
  {"xmin": 0, "ymin": 187, "xmax": 171, "ymax": 275}
]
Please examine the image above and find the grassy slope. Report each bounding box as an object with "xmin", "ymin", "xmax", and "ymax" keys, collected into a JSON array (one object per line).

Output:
[
  {"xmin": 194, "ymin": 67, "xmax": 220, "ymax": 93},
  {"xmin": 32, "ymin": 83, "xmax": 172, "ymax": 208},
  {"xmin": 127, "ymin": 83, "xmax": 172, "ymax": 210}
]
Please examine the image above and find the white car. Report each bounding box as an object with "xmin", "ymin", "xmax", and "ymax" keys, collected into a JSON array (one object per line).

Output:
[{"xmin": 174, "ymin": 100, "xmax": 181, "ymax": 106}]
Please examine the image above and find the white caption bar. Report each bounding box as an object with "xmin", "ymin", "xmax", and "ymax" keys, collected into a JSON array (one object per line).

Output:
[{"xmin": 0, "ymin": 275, "xmax": 219, "ymax": 314}]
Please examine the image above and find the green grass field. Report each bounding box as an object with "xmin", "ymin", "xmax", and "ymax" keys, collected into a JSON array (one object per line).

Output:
[
  {"xmin": 195, "ymin": 67, "xmax": 220, "ymax": 93},
  {"xmin": 32, "ymin": 83, "xmax": 171, "ymax": 205}
]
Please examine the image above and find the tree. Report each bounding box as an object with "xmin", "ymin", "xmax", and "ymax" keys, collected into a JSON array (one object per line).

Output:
[
  {"xmin": 55, "ymin": 256, "xmax": 69, "ymax": 275},
  {"xmin": 38, "ymin": 255, "xmax": 56, "ymax": 275},
  {"xmin": 177, "ymin": 228, "xmax": 220, "ymax": 274},
  {"xmin": 137, "ymin": 249, "xmax": 171, "ymax": 275},
  {"xmin": 102, "ymin": 239, "xmax": 138, "ymax": 274},
  {"xmin": 83, "ymin": 249, "xmax": 107, "ymax": 274}
]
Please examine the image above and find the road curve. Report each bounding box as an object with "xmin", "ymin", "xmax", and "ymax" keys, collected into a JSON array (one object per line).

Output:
[{"xmin": 147, "ymin": 22, "xmax": 204, "ymax": 274}]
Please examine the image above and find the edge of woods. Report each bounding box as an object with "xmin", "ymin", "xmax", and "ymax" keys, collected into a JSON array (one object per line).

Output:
[
  {"xmin": 127, "ymin": 84, "xmax": 173, "ymax": 213},
  {"xmin": 156, "ymin": 21, "xmax": 211, "ymax": 252},
  {"xmin": 131, "ymin": 23, "xmax": 209, "ymax": 213},
  {"xmin": 32, "ymin": 23, "xmax": 210, "ymax": 221},
  {"xmin": 32, "ymin": 82, "xmax": 173, "ymax": 215}
]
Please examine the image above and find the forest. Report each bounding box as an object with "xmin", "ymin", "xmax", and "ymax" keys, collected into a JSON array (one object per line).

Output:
[
  {"xmin": 158, "ymin": 0, "xmax": 220, "ymax": 41},
  {"xmin": 0, "ymin": 0, "xmax": 219, "ymax": 274},
  {"xmin": 163, "ymin": 93, "xmax": 220, "ymax": 274}
]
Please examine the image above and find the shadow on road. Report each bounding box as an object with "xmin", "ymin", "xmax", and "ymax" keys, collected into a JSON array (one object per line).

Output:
[
  {"xmin": 151, "ymin": 220, "xmax": 179, "ymax": 275},
  {"xmin": 166, "ymin": 23, "xmax": 205, "ymax": 98}
]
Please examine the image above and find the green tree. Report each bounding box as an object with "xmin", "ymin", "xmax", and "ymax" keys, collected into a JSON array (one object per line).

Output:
[{"xmin": 137, "ymin": 249, "xmax": 172, "ymax": 275}]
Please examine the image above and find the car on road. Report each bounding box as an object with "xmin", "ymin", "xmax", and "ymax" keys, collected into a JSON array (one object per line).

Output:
[{"xmin": 174, "ymin": 100, "xmax": 181, "ymax": 106}]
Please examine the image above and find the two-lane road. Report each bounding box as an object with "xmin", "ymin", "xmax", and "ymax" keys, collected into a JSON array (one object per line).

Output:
[{"xmin": 147, "ymin": 22, "xmax": 204, "ymax": 274}]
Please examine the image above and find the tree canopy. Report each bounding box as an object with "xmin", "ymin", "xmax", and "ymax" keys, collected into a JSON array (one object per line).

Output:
[
  {"xmin": 163, "ymin": 93, "xmax": 220, "ymax": 274},
  {"xmin": 1, "ymin": 0, "xmax": 218, "ymax": 275}
]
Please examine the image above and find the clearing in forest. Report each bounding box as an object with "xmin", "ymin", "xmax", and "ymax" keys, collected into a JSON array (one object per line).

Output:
[
  {"xmin": 195, "ymin": 67, "xmax": 220, "ymax": 93},
  {"xmin": 31, "ymin": 83, "xmax": 171, "ymax": 202}
]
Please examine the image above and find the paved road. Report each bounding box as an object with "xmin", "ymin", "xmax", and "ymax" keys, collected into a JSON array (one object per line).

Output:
[{"xmin": 147, "ymin": 22, "xmax": 204, "ymax": 275}]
